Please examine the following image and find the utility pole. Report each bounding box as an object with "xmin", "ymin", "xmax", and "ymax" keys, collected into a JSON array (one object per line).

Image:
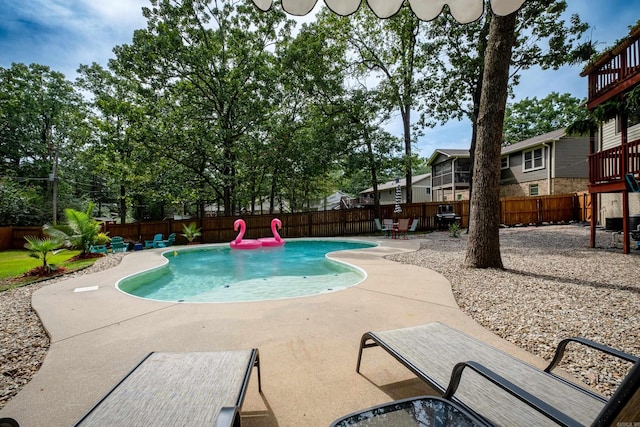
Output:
[{"xmin": 50, "ymin": 147, "xmax": 59, "ymax": 225}]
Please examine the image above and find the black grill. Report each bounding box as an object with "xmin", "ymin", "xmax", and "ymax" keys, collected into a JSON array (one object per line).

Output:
[{"xmin": 435, "ymin": 204, "xmax": 461, "ymax": 229}]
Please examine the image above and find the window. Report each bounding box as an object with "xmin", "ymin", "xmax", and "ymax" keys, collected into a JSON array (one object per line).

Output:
[
  {"xmin": 501, "ymin": 156, "xmax": 509, "ymax": 170},
  {"xmin": 425, "ymin": 187, "xmax": 431, "ymax": 195},
  {"xmin": 529, "ymin": 184, "xmax": 539, "ymax": 196},
  {"xmin": 523, "ymin": 148, "xmax": 544, "ymax": 171},
  {"xmin": 457, "ymin": 194, "xmax": 462, "ymax": 201},
  {"xmin": 617, "ymin": 107, "xmax": 640, "ymax": 132}
]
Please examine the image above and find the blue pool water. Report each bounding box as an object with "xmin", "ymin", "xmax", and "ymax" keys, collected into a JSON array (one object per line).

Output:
[{"xmin": 117, "ymin": 240, "xmax": 376, "ymax": 302}]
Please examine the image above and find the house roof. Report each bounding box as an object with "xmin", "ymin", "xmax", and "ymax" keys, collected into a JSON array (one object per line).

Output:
[
  {"xmin": 360, "ymin": 173, "xmax": 431, "ymax": 194},
  {"xmin": 426, "ymin": 148, "xmax": 470, "ymax": 165},
  {"xmin": 501, "ymin": 128, "xmax": 566, "ymax": 155}
]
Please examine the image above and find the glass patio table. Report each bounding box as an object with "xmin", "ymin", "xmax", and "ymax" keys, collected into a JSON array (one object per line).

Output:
[{"xmin": 331, "ymin": 396, "xmax": 491, "ymax": 427}]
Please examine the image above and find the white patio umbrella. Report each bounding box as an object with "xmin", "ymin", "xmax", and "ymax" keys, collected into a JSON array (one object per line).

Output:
[{"xmin": 250, "ymin": 0, "xmax": 527, "ymax": 24}]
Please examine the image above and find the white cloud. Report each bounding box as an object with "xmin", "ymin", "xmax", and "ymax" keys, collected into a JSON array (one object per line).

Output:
[{"xmin": 82, "ymin": 0, "xmax": 149, "ymax": 35}]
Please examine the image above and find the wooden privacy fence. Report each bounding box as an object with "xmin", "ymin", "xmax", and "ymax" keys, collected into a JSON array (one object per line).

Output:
[
  {"xmin": 500, "ymin": 194, "xmax": 581, "ymax": 225},
  {"xmin": 0, "ymin": 194, "xmax": 586, "ymax": 250}
]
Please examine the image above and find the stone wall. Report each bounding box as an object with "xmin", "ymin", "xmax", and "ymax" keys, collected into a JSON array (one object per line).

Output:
[
  {"xmin": 552, "ymin": 178, "xmax": 589, "ymax": 195},
  {"xmin": 499, "ymin": 178, "xmax": 588, "ymax": 198},
  {"xmin": 500, "ymin": 180, "xmax": 549, "ymax": 198}
]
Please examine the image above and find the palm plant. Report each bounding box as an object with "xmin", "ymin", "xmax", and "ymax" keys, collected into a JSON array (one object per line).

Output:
[
  {"xmin": 44, "ymin": 202, "xmax": 103, "ymax": 256},
  {"xmin": 24, "ymin": 235, "xmax": 64, "ymax": 273},
  {"xmin": 181, "ymin": 222, "xmax": 202, "ymax": 243}
]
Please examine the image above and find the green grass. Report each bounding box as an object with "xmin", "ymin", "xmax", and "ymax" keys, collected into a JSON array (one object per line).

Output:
[{"xmin": 0, "ymin": 249, "xmax": 99, "ymax": 291}]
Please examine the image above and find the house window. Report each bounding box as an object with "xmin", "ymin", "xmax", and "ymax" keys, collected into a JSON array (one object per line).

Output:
[
  {"xmin": 457, "ymin": 194, "xmax": 462, "ymax": 201},
  {"xmin": 529, "ymin": 184, "xmax": 539, "ymax": 196},
  {"xmin": 523, "ymin": 148, "xmax": 544, "ymax": 171},
  {"xmin": 501, "ymin": 156, "xmax": 509, "ymax": 170},
  {"xmin": 616, "ymin": 107, "xmax": 640, "ymax": 132},
  {"xmin": 425, "ymin": 187, "xmax": 431, "ymax": 195}
]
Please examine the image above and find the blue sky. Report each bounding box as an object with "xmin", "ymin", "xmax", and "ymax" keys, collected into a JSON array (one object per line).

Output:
[{"xmin": 1, "ymin": 0, "xmax": 638, "ymax": 157}]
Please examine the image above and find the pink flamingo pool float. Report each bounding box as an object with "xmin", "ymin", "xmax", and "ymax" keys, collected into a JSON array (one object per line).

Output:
[
  {"xmin": 230, "ymin": 218, "xmax": 285, "ymax": 249},
  {"xmin": 258, "ymin": 218, "xmax": 285, "ymax": 247},
  {"xmin": 230, "ymin": 219, "xmax": 262, "ymax": 249}
]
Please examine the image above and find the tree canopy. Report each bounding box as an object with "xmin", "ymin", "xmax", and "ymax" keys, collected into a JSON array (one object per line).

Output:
[
  {"xmin": 503, "ymin": 92, "xmax": 589, "ymax": 145},
  {"xmin": 0, "ymin": 0, "xmax": 598, "ymax": 240}
]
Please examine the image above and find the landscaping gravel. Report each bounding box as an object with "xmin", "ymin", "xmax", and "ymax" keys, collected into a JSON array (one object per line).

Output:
[
  {"xmin": 1, "ymin": 225, "xmax": 638, "ymax": 409},
  {"xmin": 0, "ymin": 253, "xmax": 127, "ymax": 409}
]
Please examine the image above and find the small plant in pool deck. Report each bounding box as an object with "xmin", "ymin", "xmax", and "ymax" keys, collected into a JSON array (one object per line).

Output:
[
  {"xmin": 448, "ymin": 222, "xmax": 461, "ymax": 238},
  {"xmin": 181, "ymin": 222, "xmax": 202, "ymax": 243}
]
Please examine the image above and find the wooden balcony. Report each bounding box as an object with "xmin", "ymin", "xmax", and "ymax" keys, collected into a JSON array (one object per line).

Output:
[
  {"xmin": 588, "ymin": 138, "xmax": 640, "ymax": 193},
  {"xmin": 581, "ymin": 24, "xmax": 640, "ymax": 110}
]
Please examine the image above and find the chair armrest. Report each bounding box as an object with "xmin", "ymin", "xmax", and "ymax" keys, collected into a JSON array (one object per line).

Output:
[
  {"xmin": 443, "ymin": 361, "xmax": 582, "ymax": 427},
  {"xmin": 545, "ymin": 337, "xmax": 639, "ymax": 374},
  {"xmin": 214, "ymin": 407, "xmax": 240, "ymax": 427}
]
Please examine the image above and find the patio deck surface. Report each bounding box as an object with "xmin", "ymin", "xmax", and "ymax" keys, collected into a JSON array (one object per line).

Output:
[{"xmin": 0, "ymin": 236, "xmax": 549, "ymax": 426}]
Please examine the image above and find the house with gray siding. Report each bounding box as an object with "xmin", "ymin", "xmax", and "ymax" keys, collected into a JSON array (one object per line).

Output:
[
  {"xmin": 425, "ymin": 129, "xmax": 589, "ymax": 201},
  {"xmin": 500, "ymin": 128, "xmax": 589, "ymax": 197}
]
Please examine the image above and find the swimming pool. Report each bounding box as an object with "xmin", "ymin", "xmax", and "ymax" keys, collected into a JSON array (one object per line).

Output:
[{"xmin": 117, "ymin": 240, "xmax": 376, "ymax": 303}]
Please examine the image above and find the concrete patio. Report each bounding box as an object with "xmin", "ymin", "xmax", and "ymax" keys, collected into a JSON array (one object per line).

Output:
[{"xmin": 0, "ymin": 237, "xmax": 550, "ymax": 426}]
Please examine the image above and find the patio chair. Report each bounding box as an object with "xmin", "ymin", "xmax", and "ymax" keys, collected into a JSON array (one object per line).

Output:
[
  {"xmin": 396, "ymin": 218, "xmax": 410, "ymax": 239},
  {"xmin": 156, "ymin": 233, "xmax": 176, "ymax": 248},
  {"xmin": 356, "ymin": 322, "xmax": 639, "ymax": 426},
  {"xmin": 373, "ymin": 218, "xmax": 390, "ymax": 238},
  {"xmin": 74, "ymin": 350, "xmax": 261, "ymax": 427},
  {"xmin": 383, "ymin": 219, "xmax": 394, "ymax": 238},
  {"xmin": 110, "ymin": 236, "xmax": 127, "ymax": 253},
  {"xmin": 144, "ymin": 233, "xmax": 163, "ymax": 249},
  {"xmin": 408, "ymin": 218, "xmax": 419, "ymax": 234},
  {"xmin": 89, "ymin": 244, "xmax": 108, "ymax": 255}
]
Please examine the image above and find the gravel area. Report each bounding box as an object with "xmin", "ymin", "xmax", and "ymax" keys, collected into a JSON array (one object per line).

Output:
[
  {"xmin": 1, "ymin": 225, "xmax": 638, "ymax": 409},
  {"xmin": 388, "ymin": 223, "xmax": 639, "ymax": 398},
  {"xmin": 0, "ymin": 253, "xmax": 127, "ymax": 409}
]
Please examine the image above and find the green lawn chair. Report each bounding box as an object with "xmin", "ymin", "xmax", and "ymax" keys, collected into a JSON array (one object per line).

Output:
[
  {"xmin": 89, "ymin": 244, "xmax": 108, "ymax": 255},
  {"xmin": 111, "ymin": 236, "xmax": 127, "ymax": 253},
  {"xmin": 144, "ymin": 234, "xmax": 163, "ymax": 249},
  {"xmin": 156, "ymin": 233, "xmax": 176, "ymax": 248}
]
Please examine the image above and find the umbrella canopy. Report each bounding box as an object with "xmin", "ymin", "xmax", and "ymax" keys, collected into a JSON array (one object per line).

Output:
[
  {"xmin": 250, "ymin": 0, "xmax": 527, "ymax": 23},
  {"xmin": 394, "ymin": 179, "xmax": 403, "ymax": 214}
]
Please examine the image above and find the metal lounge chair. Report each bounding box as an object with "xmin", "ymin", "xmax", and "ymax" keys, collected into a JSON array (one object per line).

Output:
[
  {"xmin": 74, "ymin": 350, "xmax": 261, "ymax": 427},
  {"xmin": 356, "ymin": 322, "xmax": 639, "ymax": 426}
]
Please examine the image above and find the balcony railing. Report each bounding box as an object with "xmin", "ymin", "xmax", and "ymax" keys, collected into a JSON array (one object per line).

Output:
[
  {"xmin": 583, "ymin": 25, "xmax": 640, "ymax": 108},
  {"xmin": 589, "ymin": 138, "xmax": 640, "ymax": 185}
]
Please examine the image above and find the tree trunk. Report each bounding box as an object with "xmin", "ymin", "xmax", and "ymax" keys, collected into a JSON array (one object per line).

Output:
[
  {"xmin": 119, "ymin": 184, "xmax": 127, "ymax": 224},
  {"xmin": 464, "ymin": 12, "xmax": 517, "ymax": 269},
  {"xmin": 466, "ymin": 19, "xmax": 490, "ymax": 235}
]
